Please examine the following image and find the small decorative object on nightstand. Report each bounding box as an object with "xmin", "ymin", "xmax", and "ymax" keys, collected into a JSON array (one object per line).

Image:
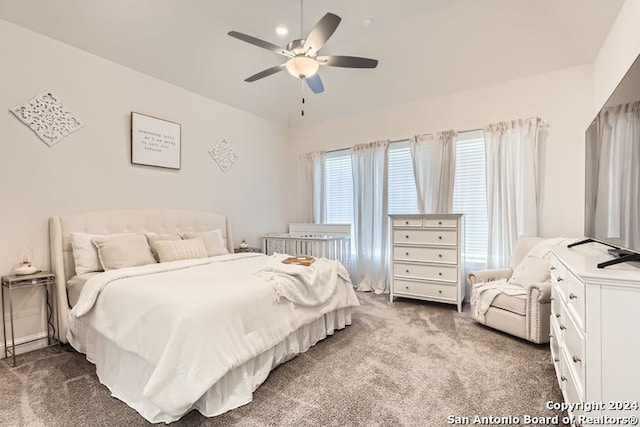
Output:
[
  {"xmin": 239, "ymin": 240, "xmax": 248, "ymax": 249},
  {"xmin": 1, "ymin": 271, "xmax": 58, "ymax": 367}
]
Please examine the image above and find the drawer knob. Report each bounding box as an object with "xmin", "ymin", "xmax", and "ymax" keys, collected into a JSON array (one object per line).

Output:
[
  {"xmin": 560, "ymin": 325, "xmax": 566, "ymax": 331},
  {"xmin": 406, "ymin": 269, "xmax": 410, "ymax": 274},
  {"xmin": 438, "ymin": 254, "xmax": 443, "ymax": 258},
  {"xmin": 438, "ymin": 290, "xmax": 442, "ymax": 294},
  {"xmin": 550, "ymin": 266, "xmax": 556, "ymax": 271},
  {"xmin": 569, "ymin": 293, "xmax": 577, "ymax": 300},
  {"xmin": 560, "ymin": 375, "xmax": 567, "ymax": 382},
  {"xmin": 555, "ymin": 313, "xmax": 561, "ymax": 318},
  {"xmin": 572, "ymin": 356, "xmax": 582, "ymax": 363},
  {"xmin": 405, "ymin": 252, "xmax": 410, "ymax": 256},
  {"xmin": 438, "ymin": 221, "xmax": 442, "ymax": 225},
  {"xmin": 549, "ymin": 334, "xmax": 554, "ymax": 338},
  {"xmin": 557, "ymin": 277, "xmax": 564, "ymax": 282},
  {"xmin": 438, "ymin": 272, "xmax": 443, "ymax": 276},
  {"xmin": 405, "ymin": 235, "xmax": 410, "ymax": 239},
  {"xmin": 554, "ymin": 358, "xmax": 560, "ymax": 362},
  {"xmin": 405, "ymin": 221, "xmax": 409, "ymax": 225},
  {"xmin": 405, "ymin": 286, "xmax": 409, "ymax": 290},
  {"xmin": 438, "ymin": 236, "xmax": 443, "ymax": 240}
]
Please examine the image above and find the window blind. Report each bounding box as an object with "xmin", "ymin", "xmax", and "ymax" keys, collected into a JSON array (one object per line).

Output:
[
  {"xmin": 388, "ymin": 141, "xmax": 419, "ymax": 215},
  {"xmin": 452, "ymin": 131, "xmax": 488, "ymax": 263},
  {"xmin": 324, "ymin": 150, "xmax": 354, "ymax": 225}
]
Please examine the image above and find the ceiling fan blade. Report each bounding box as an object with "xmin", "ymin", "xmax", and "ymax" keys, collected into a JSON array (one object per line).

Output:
[
  {"xmin": 245, "ymin": 64, "xmax": 286, "ymax": 82},
  {"xmin": 318, "ymin": 55, "xmax": 378, "ymax": 68},
  {"xmin": 228, "ymin": 31, "xmax": 292, "ymax": 57},
  {"xmin": 305, "ymin": 74, "xmax": 325, "ymax": 94},
  {"xmin": 302, "ymin": 13, "xmax": 341, "ymax": 54}
]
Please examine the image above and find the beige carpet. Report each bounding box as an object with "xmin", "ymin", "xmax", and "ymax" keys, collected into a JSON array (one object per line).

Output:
[{"xmin": 0, "ymin": 292, "xmax": 564, "ymax": 426}]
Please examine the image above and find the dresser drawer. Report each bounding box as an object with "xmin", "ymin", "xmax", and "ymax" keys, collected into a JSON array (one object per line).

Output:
[
  {"xmin": 423, "ymin": 217, "xmax": 458, "ymax": 228},
  {"xmin": 551, "ymin": 284, "xmax": 561, "ymax": 321},
  {"xmin": 393, "ymin": 246, "xmax": 457, "ymax": 264},
  {"xmin": 560, "ymin": 303, "xmax": 585, "ymax": 395},
  {"xmin": 393, "ymin": 229, "xmax": 457, "ymax": 245},
  {"xmin": 393, "ymin": 279, "xmax": 457, "ymax": 300},
  {"xmin": 394, "ymin": 263, "xmax": 458, "ymax": 282},
  {"xmin": 561, "ymin": 349, "xmax": 585, "ymax": 411},
  {"xmin": 393, "ymin": 217, "xmax": 423, "ymax": 227},
  {"xmin": 549, "ymin": 318, "xmax": 562, "ymax": 383},
  {"xmin": 565, "ymin": 271, "xmax": 585, "ymax": 331},
  {"xmin": 550, "ymin": 257, "xmax": 568, "ymax": 301}
]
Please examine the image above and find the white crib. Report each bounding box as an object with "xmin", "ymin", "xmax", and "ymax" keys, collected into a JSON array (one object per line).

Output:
[{"xmin": 263, "ymin": 223, "xmax": 352, "ymax": 273}]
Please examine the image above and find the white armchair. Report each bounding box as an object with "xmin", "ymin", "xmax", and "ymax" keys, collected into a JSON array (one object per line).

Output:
[{"xmin": 468, "ymin": 236, "xmax": 556, "ymax": 344}]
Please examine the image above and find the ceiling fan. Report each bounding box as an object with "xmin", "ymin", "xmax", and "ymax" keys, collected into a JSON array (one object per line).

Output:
[{"xmin": 228, "ymin": 11, "xmax": 378, "ymax": 94}]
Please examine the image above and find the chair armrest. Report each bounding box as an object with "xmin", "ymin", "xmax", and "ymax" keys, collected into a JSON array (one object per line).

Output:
[
  {"xmin": 519, "ymin": 281, "xmax": 552, "ymax": 303},
  {"xmin": 467, "ymin": 268, "xmax": 513, "ymax": 285}
]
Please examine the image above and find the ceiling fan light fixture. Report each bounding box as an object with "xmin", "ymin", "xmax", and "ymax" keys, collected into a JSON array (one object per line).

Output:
[{"xmin": 285, "ymin": 56, "xmax": 319, "ymax": 79}]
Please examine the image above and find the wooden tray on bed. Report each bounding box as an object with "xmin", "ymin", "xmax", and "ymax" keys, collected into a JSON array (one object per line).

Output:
[{"xmin": 281, "ymin": 256, "xmax": 315, "ymax": 266}]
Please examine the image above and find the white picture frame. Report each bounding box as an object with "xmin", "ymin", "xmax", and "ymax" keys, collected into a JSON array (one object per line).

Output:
[{"xmin": 131, "ymin": 112, "xmax": 181, "ymax": 169}]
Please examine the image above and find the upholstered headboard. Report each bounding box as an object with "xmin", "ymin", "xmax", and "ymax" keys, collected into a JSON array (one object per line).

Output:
[{"xmin": 49, "ymin": 208, "xmax": 234, "ymax": 343}]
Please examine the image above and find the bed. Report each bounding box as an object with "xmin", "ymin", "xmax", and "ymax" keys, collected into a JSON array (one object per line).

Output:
[{"xmin": 49, "ymin": 208, "xmax": 359, "ymax": 423}]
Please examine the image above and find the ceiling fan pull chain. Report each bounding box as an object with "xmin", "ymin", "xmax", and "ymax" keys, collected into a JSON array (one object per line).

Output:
[{"xmin": 301, "ymin": 79, "xmax": 305, "ymax": 116}]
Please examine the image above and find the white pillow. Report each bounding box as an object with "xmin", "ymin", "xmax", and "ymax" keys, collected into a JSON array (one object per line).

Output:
[
  {"xmin": 71, "ymin": 232, "xmax": 120, "ymax": 275},
  {"xmin": 92, "ymin": 234, "xmax": 157, "ymax": 271},
  {"xmin": 508, "ymin": 256, "xmax": 550, "ymax": 285},
  {"xmin": 154, "ymin": 238, "xmax": 208, "ymax": 262},
  {"xmin": 181, "ymin": 229, "xmax": 228, "ymax": 257},
  {"xmin": 145, "ymin": 233, "xmax": 182, "ymax": 261}
]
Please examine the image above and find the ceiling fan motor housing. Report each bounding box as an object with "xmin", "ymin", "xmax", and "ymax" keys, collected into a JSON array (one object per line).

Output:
[{"xmin": 286, "ymin": 39, "xmax": 309, "ymax": 56}]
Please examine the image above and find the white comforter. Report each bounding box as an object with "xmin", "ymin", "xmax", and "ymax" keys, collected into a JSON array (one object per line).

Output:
[{"xmin": 68, "ymin": 253, "xmax": 359, "ymax": 418}]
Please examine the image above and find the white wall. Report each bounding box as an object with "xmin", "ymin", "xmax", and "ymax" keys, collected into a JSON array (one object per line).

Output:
[
  {"xmin": 0, "ymin": 19, "xmax": 289, "ymax": 349},
  {"xmin": 593, "ymin": 0, "xmax": 640, "ymax": 111},
  {"xmin": 288, "ymin": 64, "xmax": 595, "ymax": 239}
]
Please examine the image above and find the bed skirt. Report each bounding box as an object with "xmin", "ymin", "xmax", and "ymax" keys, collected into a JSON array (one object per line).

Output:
[{"xmin": 68, "ymin": 307, "xmax": 352, "ymax": 424}]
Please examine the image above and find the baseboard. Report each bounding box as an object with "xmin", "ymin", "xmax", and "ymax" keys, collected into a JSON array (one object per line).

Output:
[{"xmin": 0, "ymin": 331, "xmax": 49, "ymax": 359}]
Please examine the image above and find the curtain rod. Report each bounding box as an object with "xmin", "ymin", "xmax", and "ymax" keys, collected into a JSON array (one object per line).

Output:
[
  {"xmin": 322, "ymin": 119, "xmax": 548, "ymax": 155},
  {"xmin": 323, "ymin": 128, "xmax": 482, "ymax": 154}
]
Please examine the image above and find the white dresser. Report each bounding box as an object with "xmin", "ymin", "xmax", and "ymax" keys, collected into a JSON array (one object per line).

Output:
[
  {"xmin": 550, "ymin": 244, "xmax": 640, "ymax": 426},
  {"xmin": 390, "ymin": 214, "xmax": 464, "ymax": 312}
]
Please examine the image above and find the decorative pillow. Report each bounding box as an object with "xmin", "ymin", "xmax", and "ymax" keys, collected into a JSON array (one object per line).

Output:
[
  {"xmin": 181, "ymin": 229, "xmax": 228, "ymax": 257},
  {"xmin": 153, "ymin": 238, "xmax": 208, "ymax": 262},
  {"xmin": 508, "ymin": 256, "xmax": 550, "ymax": 285},
  {"xmin": 71, "ymin": 232, "xmax": 125, "ymax": 275},
  {"xmin": 145, "ymin": 233, "xmax": 182, "ymax": 261},
  {"xmin": 92, "ymin": 234, "xmax": 157, "ymax": 271}
]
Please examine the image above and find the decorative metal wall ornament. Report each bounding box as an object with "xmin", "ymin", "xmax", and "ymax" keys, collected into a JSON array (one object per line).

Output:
[
  {"xmin": 208, "ymin": 138, "xmax": 238, "ymax": 173},
  {"xmin": 10, "ymin": 92, "xmax": 84, "ymax": 146}
]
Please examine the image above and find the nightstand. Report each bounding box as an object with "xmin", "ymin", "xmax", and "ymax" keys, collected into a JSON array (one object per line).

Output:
[
  {"xmin": 1, "ymin": 271, "xmax": 57, "ymax": 367},
  {"xmin": 234, "ymin": 247, "xmax": 262, "ymax": 253}
]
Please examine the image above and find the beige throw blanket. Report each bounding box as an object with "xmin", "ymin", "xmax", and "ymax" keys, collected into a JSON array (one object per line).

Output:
[{"xmin": 470, "ymin": 279, "xmax": 526, "ymax": 323}]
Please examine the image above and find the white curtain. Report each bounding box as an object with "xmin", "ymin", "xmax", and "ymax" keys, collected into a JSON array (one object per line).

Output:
[
  {"xmin": 484, "ymin": 118, "xmax": 542, "ymax": 267},
  {"xmin": 410, "ymin": 130, "xmax": 458, "ymax": 214},
  {"xmin": 297, "ymin": 151, "xmax": 326, "ymax": 223},
  {"xmin": 351, "ymin": 140, "xmax": 389, "ymax": 293},
  {"xmin": 594, "ymin": 101, "xmax": 640, "ymax": 248}
]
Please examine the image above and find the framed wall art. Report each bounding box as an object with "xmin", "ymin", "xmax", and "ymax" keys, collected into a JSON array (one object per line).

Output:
[{"xmin": 131, "ymin": 112, "xmax": 181, "ymax": 169}]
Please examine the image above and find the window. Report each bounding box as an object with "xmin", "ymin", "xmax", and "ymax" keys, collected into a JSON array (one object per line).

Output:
[
  {"xmin": 452, "ymin": 131, "xmax": 488, "ymax": 264},
  {"xmin": 320, "ymin": 131, "xmax": 488, "ymax": 265},
  {"xmin": 324, "ymin": 150, "xmax": 353, "ymax": 225},
  {"xmin": 388, "ymin": 141, "xmax": 419, "ymax": 215}
]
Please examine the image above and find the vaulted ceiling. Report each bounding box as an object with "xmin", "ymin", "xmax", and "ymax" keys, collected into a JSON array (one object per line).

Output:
[{"xmin": 0, "ymin": 0, "xmax": 625, "ymax": 126}]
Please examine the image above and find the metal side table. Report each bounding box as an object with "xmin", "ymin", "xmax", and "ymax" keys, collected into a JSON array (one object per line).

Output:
[{"xmin": 1, "ymin": 271, "xmax": 57, "ymax": 367}]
